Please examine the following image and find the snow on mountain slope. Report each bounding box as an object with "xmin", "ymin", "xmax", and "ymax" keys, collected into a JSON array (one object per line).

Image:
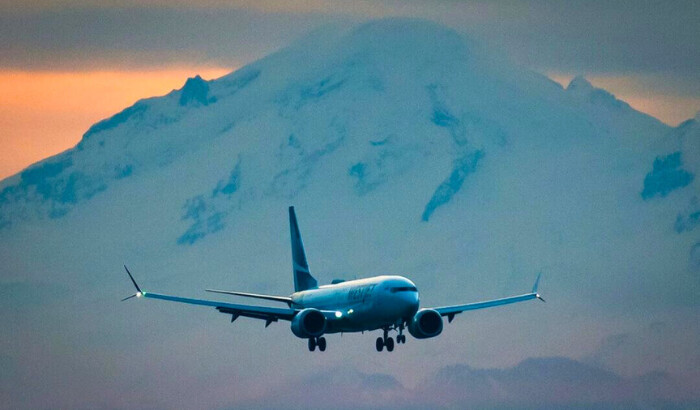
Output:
[{"xmin": 0, "ymin": 18, "xmax": 698, "ymax": 409}]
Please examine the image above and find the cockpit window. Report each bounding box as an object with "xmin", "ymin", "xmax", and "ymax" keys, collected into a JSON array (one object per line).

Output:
[{"xmin": 390, "ymin": 286, "xmax": 417, "ymax": 293}]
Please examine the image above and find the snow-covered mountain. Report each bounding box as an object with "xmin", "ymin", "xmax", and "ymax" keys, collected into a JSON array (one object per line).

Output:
[{"xmin": 0, "ymin": 19, "xmax": 697, "ymax": 409}]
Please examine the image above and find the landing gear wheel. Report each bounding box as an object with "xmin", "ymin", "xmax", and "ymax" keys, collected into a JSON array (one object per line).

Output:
[
  {"xmin": 376, "ymin": 337, "xmax": 384, "ymax": 352},
  {"xmin": 308, "ymin": 337, "xmax": 317, "ymax": 352},
  {"xmin": 318, "ymin": 337, "xmax": 327, "ymax": 352},
  {"xmin": 386, "ymin": 337, "xmax": 394, "ymax": 352},
  {"xmin": 397, "ymin": 334, "xmax": 405, "ymax": 344}
]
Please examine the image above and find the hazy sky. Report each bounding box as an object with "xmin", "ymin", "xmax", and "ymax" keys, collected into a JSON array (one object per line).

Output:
[
  {"xmin": 1, "ymin": 10, "xmax": 699, "ymax": 409},
  {"xmin": 1, "ymin": 0, "xmax": 698, "ymax": 180}
]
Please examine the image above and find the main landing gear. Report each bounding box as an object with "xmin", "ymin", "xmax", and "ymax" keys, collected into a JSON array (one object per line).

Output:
[
  {"xmin": 308, "ymin": 336, "xmax": 327, "ymax": 352},
  {"xmin": 376, "ymin": 335, "xmax": 393, "ymax": 352},
  {"xmin": 376, "ymin": 324, "xmax": 407, "ymax": 352}
]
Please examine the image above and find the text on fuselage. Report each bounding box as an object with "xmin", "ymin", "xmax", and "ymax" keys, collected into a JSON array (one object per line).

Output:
[{"xmin": 348, "ymin": 284, "xmax": 376, "ymax": 302}]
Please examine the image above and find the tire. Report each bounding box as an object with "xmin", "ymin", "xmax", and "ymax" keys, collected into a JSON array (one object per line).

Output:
[
  {"xmin": 386, "ymin": 337, "xmax": 394, "ymax": 352},
  {"xmin": 376, "ymin": 337, "xmax": 384, "ymax": 352},
  {"xmin": 308, "ymin": 337, "xmax": 316, "ymax": 352},
  {"xmin": 318, "ymin": 337, "xmax": 327, "ymax": 352}
]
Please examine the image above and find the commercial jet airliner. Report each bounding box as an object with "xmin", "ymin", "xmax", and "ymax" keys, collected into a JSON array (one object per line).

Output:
[{"xmin": 122, "ymin": 207, "xmax": 544, "ymax": 352}]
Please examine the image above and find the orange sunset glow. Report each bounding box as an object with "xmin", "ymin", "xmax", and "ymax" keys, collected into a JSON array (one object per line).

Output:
[
  {"xmin": 2, "ymin": 68, "xmax": 696, "ymax": 181},
  {"xmin": 548, "ymin": 74, "xmax": 700, "ymax": 127},
  {"xmin": 0, "ymin": 67, "xmax": 231, "ymax": 180}
]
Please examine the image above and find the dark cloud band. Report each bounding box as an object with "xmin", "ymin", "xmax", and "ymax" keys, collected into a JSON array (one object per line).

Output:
[
  {"xmin": 1, "ymin": 1, "xmax": 698, "ymax": 96},
  {"xmin": 0, "ymin": 6, "xmax": 338, "ymax": 69}
]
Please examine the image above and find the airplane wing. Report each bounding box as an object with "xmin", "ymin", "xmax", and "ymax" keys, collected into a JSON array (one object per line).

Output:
[
  {"xmin": 205, "ymin": 289, "xmax": 293, "ymax": 306},
  {"xmin": 121, "ymin": 266, "xmax": 296, "ymax": 327},
  {"xmin": 432, "ymin": 274, "xmax": 545, "ymax": 323},
  {"xmin": 143, "ymin": 292, "xmax": 296, "ymax": 325}
]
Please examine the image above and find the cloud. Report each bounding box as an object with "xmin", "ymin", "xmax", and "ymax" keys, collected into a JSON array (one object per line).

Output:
[
  {"xmin": 582, "ymin": 322, "xmax": 700, "ymax": 382},
  {"xmin": 0, "ymin": 6, "xmax": 339, "ymax": 70},
  {"xmin": 1, "ymin": 2, "xmax": 697, "ymax": 128},
  {"xmin": 416, "ymin": 357, "xmax": 700, "ymax": 409},
  {"xmin": 463, "ymin": 0, "xmax": 700, "ymax": 77},
  {"xmin": 236, "ymin": 358, "xmax": 698, "ymax": 409},
  {"xmin": 1, "ymin": 1, "xmax": 698, "ymax": 97},
  {"xmin": 236, "ymin": 367, "xmax": 412, "ymax": 410}
]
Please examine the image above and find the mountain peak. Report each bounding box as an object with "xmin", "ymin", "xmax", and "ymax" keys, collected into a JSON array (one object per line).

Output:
[
  {"xmin": 566, "ymin": 75, "xmax": 594, "ymax": 92},
  {"xmin": 566, "ymin": 74, "xmax": 630, "ymax": 110},
  {"xmin": 334, "ymin": 18, "xmax": 472, "ymax": 69},
  {"xmin": 179, "ymin": 74, "xmax": 215, "ymax": 106}
]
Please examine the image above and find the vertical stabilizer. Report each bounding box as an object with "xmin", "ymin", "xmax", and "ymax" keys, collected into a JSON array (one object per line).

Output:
[{"xmin": 289, "ymin": 206, "xmax": 318, "ymax": 292}]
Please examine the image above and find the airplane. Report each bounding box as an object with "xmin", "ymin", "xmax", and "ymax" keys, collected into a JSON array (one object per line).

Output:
[{"xmin": 122, "ymin": 206, "xmax": 544, "ymax": 352}]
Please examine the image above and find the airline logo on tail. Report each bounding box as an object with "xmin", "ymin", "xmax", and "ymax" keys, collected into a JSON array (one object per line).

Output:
[{"xmin": 289, "ymin": 206, "xmax": 317, "ymax": 292}]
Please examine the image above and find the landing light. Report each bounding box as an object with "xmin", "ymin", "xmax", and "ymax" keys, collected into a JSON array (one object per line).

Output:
[
  {"xmin": 347, "ymin": 309, "xmax": 354, "ymax": 314},
  {"xmin": 137, "ymin": 292, "xmax": 143, "ymax": 298},
  {"xmin": 334, "ymin": 311, "xmax": 342, "ymax": 318}
]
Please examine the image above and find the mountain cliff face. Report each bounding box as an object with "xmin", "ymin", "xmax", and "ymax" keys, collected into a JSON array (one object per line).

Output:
[{"xmin": 0, "ymin": 18, "xmax": 697, "ymax": 410}]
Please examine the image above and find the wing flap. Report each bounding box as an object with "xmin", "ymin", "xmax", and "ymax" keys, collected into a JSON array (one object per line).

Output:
[
  {"xmin": 142, "ymin": 292, "xmax": 296, "ymax": 321},
  {"xmin": 205, "ymin": 289, "xmax": 292, "ymax": 305}
]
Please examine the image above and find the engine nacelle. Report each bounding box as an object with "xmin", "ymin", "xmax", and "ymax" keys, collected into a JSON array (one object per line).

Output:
[
  {"xmin": 290, "ymin": 308, "xmax": 327, "ymax": 338},
  {"xmin": 408, "ymin": 309, "xmax": 443, "ymax": 339}
]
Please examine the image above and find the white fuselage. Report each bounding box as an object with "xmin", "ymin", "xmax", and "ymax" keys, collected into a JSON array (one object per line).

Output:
[{"xmin": 290, "ymin": 275, "xmax": 420, "ymax": 333}]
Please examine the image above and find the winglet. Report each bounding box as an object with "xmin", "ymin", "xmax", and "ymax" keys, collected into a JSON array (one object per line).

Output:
[
  {"xmin": 531, "ymin": 273, "xmax": 541, "ymax": 293},
  {"xmin": 122, "ymin": 265, "xmax": 144, "ymax": 301},
  {"xmin": 532, "ymin": 273, "xmax": 545, "ymax": 303}
]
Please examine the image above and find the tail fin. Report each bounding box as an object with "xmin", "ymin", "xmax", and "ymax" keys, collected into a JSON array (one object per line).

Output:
[{"xmin": 289, "ymin": 206, "xmax": 318, "ymax": 292}]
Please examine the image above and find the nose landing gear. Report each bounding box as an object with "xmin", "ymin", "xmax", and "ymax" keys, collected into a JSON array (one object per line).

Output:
[{"xmin": 396, "ymin": 323, "xmax": 406, "ymax": 344}]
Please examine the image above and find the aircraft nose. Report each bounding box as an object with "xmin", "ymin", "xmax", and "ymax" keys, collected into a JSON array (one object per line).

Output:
[
  {"xmin": 410, "ymin": 291, "xmax": 419, "ymax": 309},
  {"xmin": 400, "ymin": 290, "xmax": 419, "ymax": 315}
]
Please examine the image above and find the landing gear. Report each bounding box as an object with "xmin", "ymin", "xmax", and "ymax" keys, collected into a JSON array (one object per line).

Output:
[
  {"xmin": 385, "ymin": 336, "xmax": 394, "ymax": 352},
  {"xmin": 308, "ymin": 336, "xmax": 327, "ymax": 352},
  {"xmin": 377, "ymin": 328, "xmax": 395, "ymax": 352},
  {"xmin": 397, "ymin": 323, "xmax": 406, "ymax": 344}
]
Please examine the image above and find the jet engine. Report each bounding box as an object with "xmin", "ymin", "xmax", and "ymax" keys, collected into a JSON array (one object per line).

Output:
[
  {"xmin": 290, "ymin": 308, "xmax": 326, "ymax": 338},
  {"xmin": 408, "ymin": 309, "xmax": 443, "ymax": 339}
]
